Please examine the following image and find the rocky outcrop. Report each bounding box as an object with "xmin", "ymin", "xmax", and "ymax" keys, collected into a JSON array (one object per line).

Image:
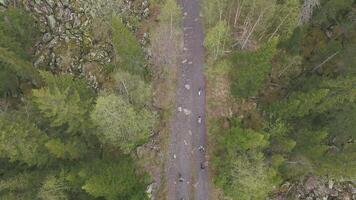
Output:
[
  {"xmin": 269, "ymin": 175, "xmax": 356, "ymax": 200},
  {"xmin": 20, "ymin": 0, "xmax": 149, "ymax": 89}
]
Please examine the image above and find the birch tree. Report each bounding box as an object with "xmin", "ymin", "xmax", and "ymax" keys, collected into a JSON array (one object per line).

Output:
[{"xmin": 91, "ymin": 94, "xmax": 156, "ymax": 153}]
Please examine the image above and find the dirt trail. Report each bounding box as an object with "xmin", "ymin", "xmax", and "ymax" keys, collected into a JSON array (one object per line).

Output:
[{"xmin": 167, "ymin": 0, "xmax": 208, "ymax": 199}]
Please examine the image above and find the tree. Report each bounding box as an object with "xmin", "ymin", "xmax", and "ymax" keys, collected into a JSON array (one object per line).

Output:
[
  {"xmin": 0, "ymin": 8, "xmax": 40, "ymax": 60},
  {"xmin": 269, "ymin": 76, "xmax": 356, "ymax": 120},
  {"xmin": 32, "ymin": 71, "xmax": 94, "ymax": 134},
  {"xmin": 231, "ymin": 38, "xmax": 278, "ymax": 97},
  {"xmin": 38, "ymin": 175, "xmax": 69, "ymax": 200},
  {"xmin": 213, "ymin": 118, "xmax": 280, "ymax": 200},
  {"xmin": 45, "ymin": 138, "xmax": 85, "ymax": 160},
  {"xmin": 0, "ymin": 47, "xmax": 41, "ymax": 88},
  {"xmin": 111, "ymin": 16, "xmax": 146, "ymax": 76},
  {"xmin": 91, "ymin": 94, "xmax": 156, "ymax": 153},
  {"xmin": 114, "ymin": 70, "xmax": 152, "ymax": 107},
  {"xmin": 267, "ymin": 0, "xmax": 300, "ymax": 41},
  {"xmin": 267, "ymin": 119, "xmax": 296, "ymax": 155},
  {"xmin": 0, "ymin": 172, "xmax": 42, "ymax": 200},
  {"xmin": 158, "ymin": 0, "xmax": 181, "ymax": 37},
  {"xmin": 0, "ymin": 114, "xmax": 48, "ymax": 166},
  {"xmin": 202, "ymin": 0, "xmax": 228, "ymax": 28},
  {"xmin": 0, "ymin": 8, "xmax": 41, "ymax": 98},
  {"xmin": 204, "ymin": 20, "xmax": 231, "ymax": 60},
  {"xmin": 81, "ymin": 158, "xmax": 148, "ymax": 200},
  {"xmin": 227, "ymin": 154, "xmax": 280, "ymax": 200}
]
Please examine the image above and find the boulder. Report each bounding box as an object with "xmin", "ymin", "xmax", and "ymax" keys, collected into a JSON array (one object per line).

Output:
[{"xmin": 47, "ymin": 15, "xmax": 56, "ymax": 30}]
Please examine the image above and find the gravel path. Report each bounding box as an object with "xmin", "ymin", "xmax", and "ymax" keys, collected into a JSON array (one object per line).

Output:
[{"xmin": 167, "ymin": 0, "xmax": 208, "ymax": 199}]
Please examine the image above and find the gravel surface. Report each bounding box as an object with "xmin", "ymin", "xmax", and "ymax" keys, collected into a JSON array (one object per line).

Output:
[{"xmin": 167, "ymin": 0, "xmax": 209, "ymax": 199}]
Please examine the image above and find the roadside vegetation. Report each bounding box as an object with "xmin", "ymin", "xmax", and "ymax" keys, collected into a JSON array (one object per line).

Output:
[
  {"xmin": 203, "ymin": 0, "xmax": 356, "ymax": 199},
  {"xmin": 0, "ymin": 1, "xmax": 162, "ymax": 199}
]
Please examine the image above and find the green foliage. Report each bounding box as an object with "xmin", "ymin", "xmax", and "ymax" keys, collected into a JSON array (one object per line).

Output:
[
  {"xmin": 91, "ymin": 94, "xmax": 156, "ymax": 153},
  {"xmin": 45, "ymin": 138, "xmax": 84, "ymax": 160},
  {"xmin": 0, "ymin": 8, "xmax": 40, "ymax": 60},
  {"xmin": 313, "ymin": 0, "xmax": 354, "ymax": 26},
  {"xmin": 81, "ymin": 158, "xmax": 149, "ymax": 200},
  {"xmin": 231, "ymin": 38, "xmax": 278, "ymax": 97},
  {"xmin": 225, "ymin": 124, "xmax": 269, "ymax": 151},
  {"xmin": 0, "ymin": 5, "xmax": 152, "ymax": 200},
  {"xmin": 0, "ymin": 47, "xmax": 41, "ymax": 86},
  {"xmin": 204, "ymin": 20, "xmax": 231, "ymax": 60},
  {"xmin": 270, "ymin": 76, "xmax": 356, "ymax": 120},
  {"xmin": 270, "ymin": 89, "xmax": 330, "ymax": 120},
  {"xmin": 37, "ymin": 175, "xmax": 69, "ymax": 200},
  {"xmin": 202, "ymin": 0, "xmax": 228, "ymax": 28},
  {"xmin": 0, "ymin": 171, "xmax": 42, "ymax": 199},
  {"xmin": 32, "ymin": 71, "xmax": 94, "ymax": 134},
  {"xmin": 267, "ymin": 119, "xmax": 296, "ymax": 155},
  {"xmin": 112, "ymin": 16, "xmax": 146, "ymax": 76},
  {"xmin": 268, "ymin": 0, "xmax": 300, "ymax": 41},
  {"xmin": 213, "ymin": 118, "xmax": 280, "ymax": 200},
  {"xmin": 114, "ymin": 70, "xmax": 152, "ymax": 107},
  {"xmin": 227, "ymin": 154, "xmax": 281, "ymax": 200},
  {"xmin": 209, "ymin": 0, "xmax": 356, "ymax": 196},
  {"xmin": 158, "ymin": 0, "xmax": 181, "ymax": 26},
  {"xmin": 0, "ymin": 68, "xmax": 18, "ymax": 97},
  {"xmin": 0, "ymin": 114, "xmax": 49, "ymax": 166},
  {"xmin": 0, "ymin": 8, "xmax": 40, "ymax": 97}
]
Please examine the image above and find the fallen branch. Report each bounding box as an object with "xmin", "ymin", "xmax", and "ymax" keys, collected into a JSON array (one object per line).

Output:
[{"xmin": 312, "ymin": 51, "xmax": 340, "ymax": 72}]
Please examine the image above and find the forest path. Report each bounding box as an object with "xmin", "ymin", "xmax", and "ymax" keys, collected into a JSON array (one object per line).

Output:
[{"xmin": 167, "ymin": 0, "xmax": 208, "ymax": 199}]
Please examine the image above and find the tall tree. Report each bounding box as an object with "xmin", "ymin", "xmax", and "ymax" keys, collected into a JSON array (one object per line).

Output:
[
  {"xmin": 32, "ymin": 71, "xmax": 94, "ymax": 134},
  {"xmin": 37, "ymin": 175, "xmax": 69, "ymax": 200},
  {"xmin": 114, "ymin": 70, "xmax": 152, "ymax": 107},
  {"xmin": 0, "ymin": 114, "xmax": 49, "ymax": 166},
  {"xmin": 112, "ymin": 16, "xmax": 146, "ymax": 76},
  {"xmin": 204, "ymin": 20, "xmax": 231, "ymax": 60},
  {"xmin": 231, "ymin": 38, "xmax": 278, "ymax": 97},
  {"xmin": 81, "ymin": 158, "xmax": 148, "ymax": 200},
  {"xmin": 91, "ymin": 94, "xmax": 156, "ymax": 153},
  {"xmin": 0, "ymin": 8, "xmax": 40, "ymax": 60}
]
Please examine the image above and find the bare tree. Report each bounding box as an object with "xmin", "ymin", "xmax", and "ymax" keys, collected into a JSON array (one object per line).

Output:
[{"xmin": 299, "ymin": 0, "xmax": 320, "ymax": 24}]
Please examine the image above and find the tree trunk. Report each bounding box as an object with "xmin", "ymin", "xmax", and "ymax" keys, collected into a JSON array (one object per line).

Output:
[
  {"xmin": 269, "ymin": 13, "xmax": 291, "ymax": 41},
  {"xmin": 242, "ymin": 11, "xmax": 263, "ymax": 49}
]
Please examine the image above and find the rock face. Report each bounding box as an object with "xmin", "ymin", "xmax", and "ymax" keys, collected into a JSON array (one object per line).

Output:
[
  {"xmin": 269, "ymin": 175, "xmax": 356, "ymax": 200},
  {"xmin": 21, "ymin": 0, "xmax": 150, "ymax": 89}
]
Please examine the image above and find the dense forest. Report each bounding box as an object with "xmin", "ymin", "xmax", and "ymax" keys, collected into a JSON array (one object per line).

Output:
[
  {"xmin": 1, "ymin": 0, "xmax": 356, "ymax": 199},
  {"xmin": 203, "ymin": 0, "xmax": 356, "ymax": 199},
  {"xmin": 0, "ymin": 0, "xmax": 164, "ymax": 199}
]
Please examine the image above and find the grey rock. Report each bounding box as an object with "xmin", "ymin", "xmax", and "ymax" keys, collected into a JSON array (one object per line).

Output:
[
  {"xmin": 143, "ymin": 8, "xmax": 150, "ymax": 18},
  {"xmin": 48, "ymin": 37, "xmax": 59, "ymax": 48},
  {"xmin": 73, "ymin": 15, "xmax": 81, "ymax": 28},
  {"xmin": 45, "ymin": 0, "xmax": 55, "ymax": 7},
  {"xmin": 42, "ymin": 32, "xmax": 52, "ymax": 43},
  {"xmin": 34, "ymin": 55, "xmax": 46, "ymax": 68},
  {"xmin": 0, "ymin": 0, "xmax": 7, "ymax": 7},
  {"xmin": 47, "ymin": 15, "xmax": 56, "ymax": 29},
  {"xmin": 34, "ymin": 0, "xmax": 41, "ymax": 5},
  {"xmin": 61, "ymin": 0, "xmax": 69, "ymax": 7},
  {"xmin": 304, "ymin": 176, "xmax": 319, "ymax": 192}
]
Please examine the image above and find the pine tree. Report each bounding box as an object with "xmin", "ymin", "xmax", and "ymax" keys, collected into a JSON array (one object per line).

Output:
[
  {"xmin": 37, "ymin": 175, "xmax": 69, "ymax": 200},
  {"xmin": 0, "ymin": 114, "xmax": 49, "ymax": 166},
  {"xmin": 32, "ymin": 71, "xmax": 94, "ymax": 134},
  {"xmin": 0, "ymin": 8, "xmax": 40, "ymax": 60},
  {"xmin": 231, "ymin": 38, "xmax": 278, "ymax": 97},
  {"xmin": 81, "ymin": 158, "xmax": 148, "ymax": 200},
  {"xmin": 112, "ymin": 16, "xmax": 146, "ymax": 76}
]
